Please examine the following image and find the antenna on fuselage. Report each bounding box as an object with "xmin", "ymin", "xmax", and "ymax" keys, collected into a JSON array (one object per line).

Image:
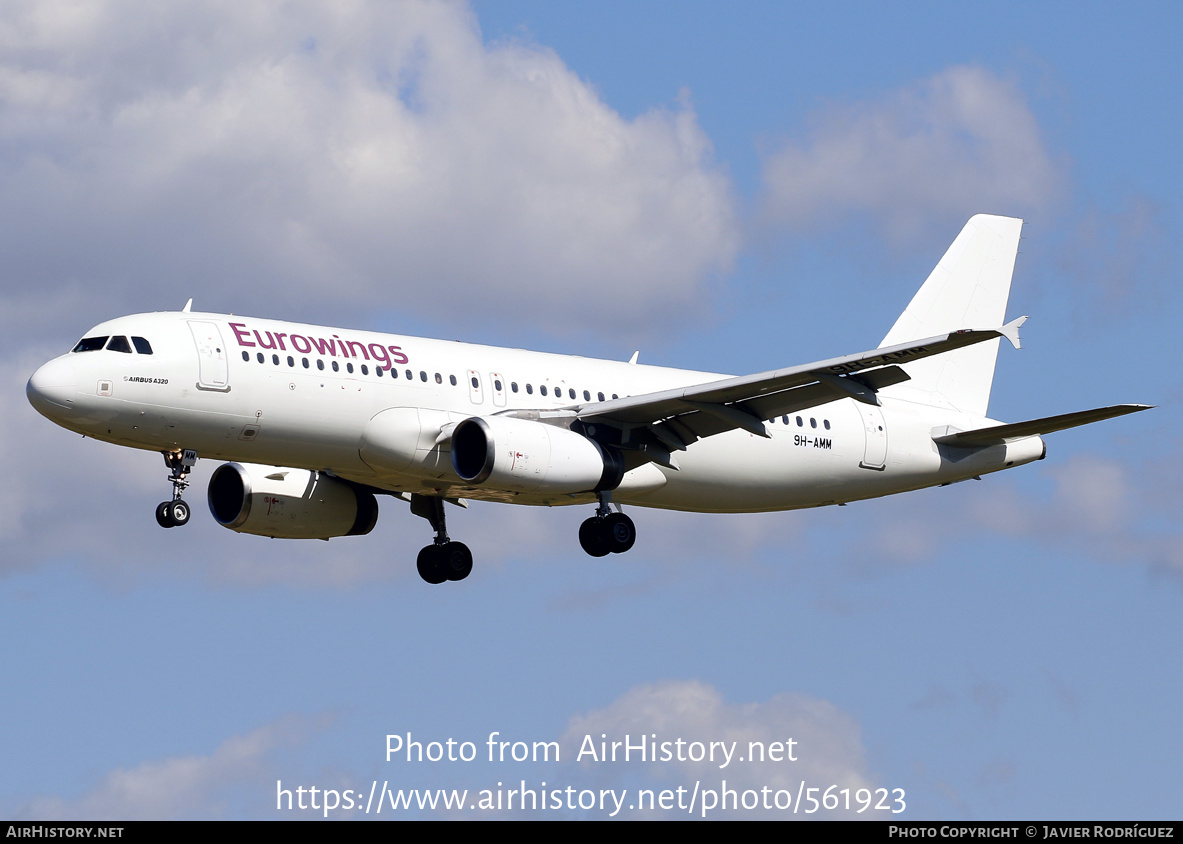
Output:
[{"xmin": 182, "ymin": 298, "xmax": 192, "ymax": 313}]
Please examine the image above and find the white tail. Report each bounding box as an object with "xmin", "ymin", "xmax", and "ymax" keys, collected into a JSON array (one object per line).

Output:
[{"xmin": 880, "ymin": 214, "xmax": 1023, "ymax": 417}]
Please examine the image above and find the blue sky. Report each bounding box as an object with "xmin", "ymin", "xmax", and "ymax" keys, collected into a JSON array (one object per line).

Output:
[{"xmin": 1, "ymin": 1, "xmax": 1178, "ymax": 820}]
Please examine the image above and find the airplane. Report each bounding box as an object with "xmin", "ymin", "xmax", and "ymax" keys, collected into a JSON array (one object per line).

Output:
[{"xmin": 26, "ymin": 215, "xmax": 1149, "ymax": 584}]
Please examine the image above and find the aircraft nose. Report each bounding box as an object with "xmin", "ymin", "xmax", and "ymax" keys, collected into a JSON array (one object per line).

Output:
[{"xmin": 27, "ymin": 357, "xmax": 78, "ymax": 418}]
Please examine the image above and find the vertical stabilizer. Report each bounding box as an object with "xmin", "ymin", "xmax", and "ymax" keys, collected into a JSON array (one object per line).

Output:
[{"xmin": 879, "ymin": 214, "xmax": 1023, "ymax": 417}]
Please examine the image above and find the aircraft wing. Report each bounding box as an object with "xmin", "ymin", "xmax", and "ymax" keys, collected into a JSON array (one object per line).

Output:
[{"xmin": 567, "ymin": 323, "xmax": 1024, "ymax": 462}]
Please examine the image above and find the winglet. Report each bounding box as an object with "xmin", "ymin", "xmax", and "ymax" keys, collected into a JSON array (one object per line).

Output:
[
  {"xmin": 1000, "ymin": 315, "xmax": 1027, "ymax": 350},
  {"xmin": 182, "ymin": 298, "xmax": 193, "ymax": 313},
  {"xmin": 628, "ymin": 351, "xmax": 640, "ymax": 365}
]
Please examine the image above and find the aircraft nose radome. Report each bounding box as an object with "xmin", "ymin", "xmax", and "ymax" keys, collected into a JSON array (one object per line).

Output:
[{"xmin": 27, "ymin": 357, "xmax": 78, "ymax": 418}]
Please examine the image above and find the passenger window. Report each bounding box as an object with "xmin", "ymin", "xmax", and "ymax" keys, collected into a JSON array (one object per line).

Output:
[
  {"xmin": 824, "ymin": 419, "xmax": 830, "ymax": 430},
  {"xmin": 241, "ymin": 351, "xmax": 250, "ymax": 362},
  {"xmin": 317, "ymin": 359, "xmax": 324, "ymax": 371},
  {"xmin": 612, "ymin": 394, "xmax": 618, "ymax": 400},
  {"xmin": 256, "ymin": 353, "xmax": 264, "ymax": 363},
  {"xmin": 420, "ymin": 371, "xmax": 427, "ymax": 382},
  {"xmin": 347, "ymin": 363, "xmax": 354, "ymax": 373},
  {"xmin": 782, "ymin": 415, "xmax": 789, "ymax": 425},
  {"xmin": 540, "ymin": 385, "xmax": 548, "ymax": 396},
  {"xmin": 73, "ymin": 336, "xmax": 109, "ymax": 352},
  {"xmin": 287, "ymin": 356, "xmax": 295, "ymax": 367},
  {"xmin": 361, "ymin": 364, "xmax": 369, "ymax": 375},
  {"xmin": 332, "ymin": 361, "xmax": 339, "ymax": 372},
  {"xmin": 106, "ymin": 336, "xmax": 132, "ymax": 353},
  {"xmin": 302, "ymin": 358, "xmax": 309, "ymax": 369},
  {"xmin": 272, "ymin": 354, "xmax": 279, "ymax": 365},
  {"xmin": 583, "ymin": 390, "xmax": 591, "ymax": 401},
  {"xmin": 568, "ymin": 388, "xmax": 575, "ymax": 399},
  {"xmin": 494, "ymin": 379, "xmax": 503, "ymax": 391},
  {"xmin": 511, "ymin": 382, "xmax": 518, "ymax": 393},
  {"xmin": 435, "ymin": 373, "xmax": 442, "ymax": 384},
  {"xmin": 405, "ymin": 369, "xmax": 412, "ymax": 380},
  {"xmin": 598, "ymin": 392, "xmax": 605, "ymax": 402},
  {"xmin": 810, "ymin": 418, "xmax": 816, "ymax": 428},
  {"xmin": 796, "ymin": 416, "xmax": 803, "ymax": 426},
  {"xmin": 376, "ymin": 366, "xmax": 383, "ymax": 377},
  {"xmin": 450, "ymin": 375, "xmax": 457, "ymax": 386},
  {"xmin": 526, "ymin": 384, "xmax": 533, "ymax": 394},
  {"xmin": 132, "ymin": 337, "xmax": 153, "ymax": 355},
  {"xmin": 471, "ymin": 376, "xmax": 479, "ymax": 388}
]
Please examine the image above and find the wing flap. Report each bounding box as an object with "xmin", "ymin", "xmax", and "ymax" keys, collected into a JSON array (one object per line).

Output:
[{"xmin": 640, "ymin": 381, "xmax": 846, "ymax": 446}]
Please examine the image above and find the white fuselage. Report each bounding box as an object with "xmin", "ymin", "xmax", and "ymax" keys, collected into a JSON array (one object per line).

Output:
[{"xmin": 27, "ymin": 310, "xmax": 1045, "ymax": 514}]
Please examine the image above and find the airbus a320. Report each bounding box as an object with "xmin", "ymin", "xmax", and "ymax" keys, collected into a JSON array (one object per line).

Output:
[{"xmin": 27, "ymin": 215, "xmax": 1149, "ymax": 583}]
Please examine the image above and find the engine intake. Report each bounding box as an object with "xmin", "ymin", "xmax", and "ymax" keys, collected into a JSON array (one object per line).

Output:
[
  {"xmin": 208, "ymin": 462, "xmax": 378, "ymax": 539},
  {"xmin": 451, "ymin": 416, "xmax": 623, "ymax": 494}
]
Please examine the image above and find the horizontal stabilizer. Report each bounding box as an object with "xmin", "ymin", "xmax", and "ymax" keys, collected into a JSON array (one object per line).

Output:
[{"xmin": 933, "ymin": 404, "xmax": 1152, "ymax": 448}]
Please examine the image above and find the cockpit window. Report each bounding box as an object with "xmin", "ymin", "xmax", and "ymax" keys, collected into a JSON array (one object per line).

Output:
[
  {"xmin": 132, "ymin": 336, "xmax": 153, "ymax": 355},
  {"xmin": 72, "ymin": 336, "xmax": 109, "ymax": 352},
  {"xmin": 106, "ymin": 336, "xmax": 132, "ymax": 353}
]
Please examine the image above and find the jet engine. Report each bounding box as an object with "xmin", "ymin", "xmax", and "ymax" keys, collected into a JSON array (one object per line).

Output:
[
  {"xmin": 450, "ymin": 416, "xmax": 623, "ymax": 494},
  {"xmin": 207, "ymin": 462, "xmax": 378, "ymax": 539}
]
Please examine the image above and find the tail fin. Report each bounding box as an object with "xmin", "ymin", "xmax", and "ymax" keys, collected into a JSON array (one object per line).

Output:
[{"xmin": 879, "ymin": 214, "xmax": 1023, "ymax": 417}]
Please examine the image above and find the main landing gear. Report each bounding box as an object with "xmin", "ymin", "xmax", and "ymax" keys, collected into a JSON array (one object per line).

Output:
[
  {"xmin": 579, "ymin": 492, "xmax": 636, "ymax": 557},
  {"xmin": 410, "ymin": 493, "xmax": 473, "ymax": 584},
  {"xmin": 155, "ymin": 449, "xmax": 197, "ymax": 528}
]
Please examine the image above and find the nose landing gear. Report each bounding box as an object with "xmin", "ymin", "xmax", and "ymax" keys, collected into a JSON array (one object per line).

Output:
[{"xmin": 155, "ymin": 449, "xmax": 196, "ymax": 528}]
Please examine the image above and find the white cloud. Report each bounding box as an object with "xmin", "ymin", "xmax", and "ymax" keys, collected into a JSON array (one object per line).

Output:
[
  {"xmin": 0, "ymin": 349, "xmax": 156, "ymax": 565},
  {"xmin": 558, "ymin": 679, "xmax": 877, "ymax": 819},
  {"xmin": 0, "ymin": 0, "xmax": 738, "ymax": 343},
  {"xmin": 760, "ymin": 66, "xmax": 1060, "ymax": 240},
  {"xmin": 850, "ymin": 451, "xmax": 1183, "ymax": 581},
  {"xmin": 1056, "ymin": 196, "xmax": 1173, "ymax": 319},
  {"xmin": 13, "ymin": 714, "xmax": 322, "ymax": 821}
]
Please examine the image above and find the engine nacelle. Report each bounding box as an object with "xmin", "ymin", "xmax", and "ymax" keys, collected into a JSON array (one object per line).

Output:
[
  {"xmin": 450, "ymin": 416, "xmax": 623, "ymax": 495},
  {"xmin": 207, "ymin": 462, "xmax": 378, "ymax": 539}
]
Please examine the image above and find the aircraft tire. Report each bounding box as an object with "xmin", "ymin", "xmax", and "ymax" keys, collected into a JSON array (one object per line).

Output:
[
  {"xmin": 168, "ymin": 499, "xmax": 191, "ymax": 527},
  {"xmin": 579, "ymin": 518, "xmax": 610, "ymax": 557},
  {"xmin": 443, "ymin": 542, "xmax": 473, "ymax": 581},
  {"xmin": 156, "ymin": 501, "xmax": 175, "ymax": 528},
  {"xmin": 416, "ymin": 545, "xmax": 448, "ymax": 585},
  {"xmin": 604, "ymin": 512, "xmax": 636, "ymax": 554}
]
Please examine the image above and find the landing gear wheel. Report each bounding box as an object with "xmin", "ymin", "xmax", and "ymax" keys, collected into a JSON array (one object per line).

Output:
[
  {"xmin": 158, "ymin": 450, "xmax": 197, "ymax": 528},
  {"xmin": 579, "ymin": 517, "xmax": 610, "ymax": 557},
  {"xmin": 416, "ymin": 545, "xmax": 448, "ymax": 585},
  {"xmin": 167, "ymin": 500, "xmax": 191, "ymax": 527},
  {"xmin": 442, "ymin": 542, "xmax": 473, "ymax": 581},
  {"xmin": 603, "ymin": 512, "xmax": 636, "ymax": 554},
  {"xmin": 409, "ymin": 494, "xmax": 476, "ymax": 585}
]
